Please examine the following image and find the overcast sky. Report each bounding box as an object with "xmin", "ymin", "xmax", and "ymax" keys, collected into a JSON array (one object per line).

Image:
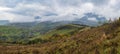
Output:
[{"xmin": 0, "ymin": 0, "xmax": 120, "ymax": 22}]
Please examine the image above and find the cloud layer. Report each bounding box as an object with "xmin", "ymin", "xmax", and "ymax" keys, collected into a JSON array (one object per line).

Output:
[{"xmin": 0, "ymin": 0, "xmax": 120, "ymax": 22}]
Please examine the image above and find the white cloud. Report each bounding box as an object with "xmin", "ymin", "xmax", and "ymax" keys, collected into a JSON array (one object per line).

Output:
[
  {"xmin": 88, "ymin": 17, "xmax": 97, "ymax": 21},
  {"xmin": 0, "ymin": 0, "xmax": 120, "ymax": 22},
  {"xmin": 81, "ymin": 3, "xmax": 94, "ymax": 11},
  {"xmin": 0, "ymin": 12, "xmax": 14, "ymax": 21},
  {"xmin": 0, "ymin": 6, "xmax": 12, "ymax": 11},
  {"xmin": 109, "ymin": 0, "xmax": 117, "ymax": 5}
]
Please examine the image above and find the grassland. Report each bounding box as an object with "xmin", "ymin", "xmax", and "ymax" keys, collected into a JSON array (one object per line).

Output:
[{"xmin": 0, "ymin": 19, "xmax": 120, "ymax": 54}]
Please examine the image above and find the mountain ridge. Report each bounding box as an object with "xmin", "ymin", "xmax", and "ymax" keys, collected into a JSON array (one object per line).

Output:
[{"xmin": 0, "ymin": 18, "xmax": 120, "ymax": 54}]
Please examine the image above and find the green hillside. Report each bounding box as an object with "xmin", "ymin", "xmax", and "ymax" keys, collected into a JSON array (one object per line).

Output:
[
  {"xmin": 32, "ymin": 18, "xmax": 120, "ymax": 54},
  {"xmin": 0, "ymin": 26, "xmax": 31, "ymax": 43},
  {"xmin": 28, "ymin": 24, "xmax": 89, "ymax": 44},
  {"xmin": 0, "ymin": 18, "xmax": 120, "ymax": 54},
  {"xmin": 0, "ymin": 23, "xmax": 88, "ymax": 44}
]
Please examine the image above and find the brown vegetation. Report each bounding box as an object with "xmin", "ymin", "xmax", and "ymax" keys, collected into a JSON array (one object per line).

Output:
[{"xmin": 0, "ymin": 18, "xmax": 120, "ymax": 54}]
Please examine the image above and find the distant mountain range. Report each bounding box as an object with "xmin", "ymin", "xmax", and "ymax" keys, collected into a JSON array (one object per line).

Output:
[
  {"xmin": 0, "ymin": 13, "xmax": 107, "ymax": 27},
  {"xmin": 72, "ymin": 13, "xmax": 107, "ymax": 26},
  {"xmin": 0, "ymin": 20, "xmax": 9, "ymax": 25}
]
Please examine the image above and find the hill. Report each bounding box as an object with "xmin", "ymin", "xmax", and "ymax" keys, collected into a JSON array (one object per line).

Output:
[
  {"xmin": 28, "ymin": 24, "xmax": 89, "ymax": 44},
  {"xmin": 0, "ymin": 26, "xmax": 38, "ymax": 43},
  {"xmin": 0, "ymin": 18, "xmax": 120, "ymax": 54},
  {"xmin": 33, "ymin": 18, "xmax": 120, "ymax": 54},
  {"xmin": 0, "ymin": 23, "xmax": 88, "ymax": 44},
  {"xmin": 0, "ymin": 21, "xmax": 72, "ymax": 43},
  {"xmin": 0, "ymin": 20, "xmax": 9, "ymax": 25}
]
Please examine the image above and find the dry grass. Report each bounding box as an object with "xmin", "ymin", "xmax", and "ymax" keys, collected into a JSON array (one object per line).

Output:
[{"xmin": 0, "ymin": 19, "xmax": 120, "ymax": 54}]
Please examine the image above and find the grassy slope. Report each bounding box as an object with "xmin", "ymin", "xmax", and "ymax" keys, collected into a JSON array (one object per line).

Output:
[
  {"xmin": 0, "ymin": 19, "xmax": 120, "ymax": 54},
  {"xmin": 35, "ymin": 19, "xmax": 120, "ymax": 54},
  {"xmin": 28, "ymin": 24, "xmax": 88, "ymax": 44},
  {"xmin": 0, "ymin": 26, "xmax": 29, "ymax": 42},
  {"xmin": 0, "ymin": 23, "xmax": 87, "ymax": 44}
]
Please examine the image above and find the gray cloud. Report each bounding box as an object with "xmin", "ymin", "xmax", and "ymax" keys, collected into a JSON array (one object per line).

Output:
[
  {"xmin": 0, "ymin": 0, "xmax": 120, "ymax": 22},
  {"xmin": 82, "ymin": 0, "xmax": 108, "ymax": 6}
]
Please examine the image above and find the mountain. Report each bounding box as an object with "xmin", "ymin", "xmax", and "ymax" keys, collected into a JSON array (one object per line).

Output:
[
  {"xmin": 7, "ymin": 13, "xmax": 107, "ymax": 35},
  {"xmin": 0, "ymin": 12, "xmax": 107, "ymax": 44},
  {"xmin": 0, "ymin": 18, "xmax": 119, "ymax": 54},
  {"xmin": 0, "ymin": 21, "xmax": 87, "ymax": 43},
  {"xmin": 30, "ymin": 18, "xmax": 119, "ymax": 54},
  {"xmin": 9, "ymin": 21, "xmax": 71, "ymax": 34},
  {"xmin": 28, "ymin": 24, "xmax": 89, "ymax": 44},
  {"xmin": 72, "ymin": 13, "xmax": 107, "ymax": 26},
  {"xmin": 0, "ymin": 13, "xmax": 107, "ymax": 43},
  {"xmin": 8, "ymin": 13, "xmax": 107, "ymax": 26},
  {"xmin": 0, "ymin": 23, "xmax": 88, "ymax": 44},
  {"xmin": 0, "ymin": 20, "xmax": 9, "ymax": 25}
]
